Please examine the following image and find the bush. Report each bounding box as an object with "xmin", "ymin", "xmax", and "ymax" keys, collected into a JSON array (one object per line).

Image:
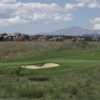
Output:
[
  {"xmin": 15, "ymin": 67, "xmax": 23, "ymax": 76},
  {"xmin": 28, "ymin": 76, "xmax": 49, "ymax": 82},
  {"xmin": 16, "ymin": 84, "xmax": 44, "ymax": 98}
]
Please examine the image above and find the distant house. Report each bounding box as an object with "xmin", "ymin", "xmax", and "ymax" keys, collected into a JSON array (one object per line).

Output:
[
  {"xmin": 38, "ymin": 35, "xmax": 47, "ymax": 41},
  {"xmin": 0, "ymin": 33, "xmax": 8, "ymax": 41},
  {"xmin": 13, "ymin": 33, "xmax": 30, "ymax": 41}
]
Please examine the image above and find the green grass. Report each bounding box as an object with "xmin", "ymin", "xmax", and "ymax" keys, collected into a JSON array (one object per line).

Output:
[{"xmin": 0, "ymin": 41, "xmax": 100, "ymax": 100}]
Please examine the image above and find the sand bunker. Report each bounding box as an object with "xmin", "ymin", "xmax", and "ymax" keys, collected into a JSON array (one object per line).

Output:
[{"xmin": 21, "ymin": 63, "xmax": 60, "ymax": 69}]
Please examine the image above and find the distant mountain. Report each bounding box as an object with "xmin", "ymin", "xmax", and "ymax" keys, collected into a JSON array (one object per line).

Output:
[{"xmin": 49, "ymin": 26, "xmax": 100, "ymax": 36}]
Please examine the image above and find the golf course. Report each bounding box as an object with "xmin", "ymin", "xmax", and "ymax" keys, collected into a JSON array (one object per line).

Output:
[{"xmin": 0, "ymin": 41, "xmax": 100, "ymax": 100}]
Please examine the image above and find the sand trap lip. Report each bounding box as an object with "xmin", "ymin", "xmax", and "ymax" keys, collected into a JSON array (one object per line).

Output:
[{"xmin": 21, "ymin": 63, "xmax": 60, "ymax": 69}]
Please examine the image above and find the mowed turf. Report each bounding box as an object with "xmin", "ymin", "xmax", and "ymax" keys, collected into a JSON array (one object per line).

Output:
[{"xmin": 0, "ymin": 41, "xmax": 100, "ymax": 100}]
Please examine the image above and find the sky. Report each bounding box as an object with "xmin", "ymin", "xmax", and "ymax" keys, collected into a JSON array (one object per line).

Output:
[{"xmin": 0, "ymin": 0, "xmax": 100, "ymax": 34}]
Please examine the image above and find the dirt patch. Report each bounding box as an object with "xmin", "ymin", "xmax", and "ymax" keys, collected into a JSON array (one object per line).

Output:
[{"xmin": 21, "ymin": 63, "xmax": 60, "ymax": 69}]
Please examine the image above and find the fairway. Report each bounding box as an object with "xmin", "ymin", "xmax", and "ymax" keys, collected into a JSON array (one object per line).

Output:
[
  {"xmin": 0, "ymin": 41, "xmax": 100, "ymax": 100},
  {"xmin": 0, "ymin": 58, "xmax": 100, "ymax": 76}
]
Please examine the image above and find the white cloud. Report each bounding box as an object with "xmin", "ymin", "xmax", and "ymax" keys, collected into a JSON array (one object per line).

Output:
[
  {"xmin": 0, "ymin": 2, "xmax": 73, "ymax": 27},
  {"xmin": 91, "ymin": 17, "xmax": 100, "ymax": 30},
  {"xmin": 0, "ymin": 0, "xmax": 99, "ymax": 27},
  {"xmin": 0, "ymin": 0, "xmax": 16, "ymax": 3},
  {"xmin": 93, "ymin": 24, "xmax": 100, "ymax": 30},
  {"xmin": 65, "ymin": 2, "xmax": 85, "ymax": 14},
  {"xmin": 76, "ymin": 0, "xmax": 100, "ymax": 8},
  {"xmin": 65, "ymin": 4, "xmax": 76, "ymax": 11},
  {"xmin": 0, "ymin": 16, "xmax": 28, "ymax": 27}
]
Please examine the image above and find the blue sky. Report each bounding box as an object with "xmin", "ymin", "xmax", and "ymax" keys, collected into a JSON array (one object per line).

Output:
[{"xmin": 0, "ymin": 0, "xmax": 100, "ymax": 34}]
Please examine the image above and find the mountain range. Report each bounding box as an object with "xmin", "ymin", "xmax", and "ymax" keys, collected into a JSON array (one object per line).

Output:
[{"xmin": 49, "ymin": 27, "xmax": 100, "ymax": 36}]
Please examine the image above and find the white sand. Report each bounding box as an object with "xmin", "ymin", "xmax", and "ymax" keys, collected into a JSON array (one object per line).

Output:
[{"xmin": 21, "ymin": 63, "xmax": 59, "ymax": 69}]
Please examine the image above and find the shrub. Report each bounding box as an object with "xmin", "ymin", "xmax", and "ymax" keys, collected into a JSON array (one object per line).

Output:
[
  {"xmin": 17, "ymin": 84, "xmax": 44, "ymax": 98},
  {"xmin": 28, "ymin": 76, "xmax": 49, "ymax": 82}
]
